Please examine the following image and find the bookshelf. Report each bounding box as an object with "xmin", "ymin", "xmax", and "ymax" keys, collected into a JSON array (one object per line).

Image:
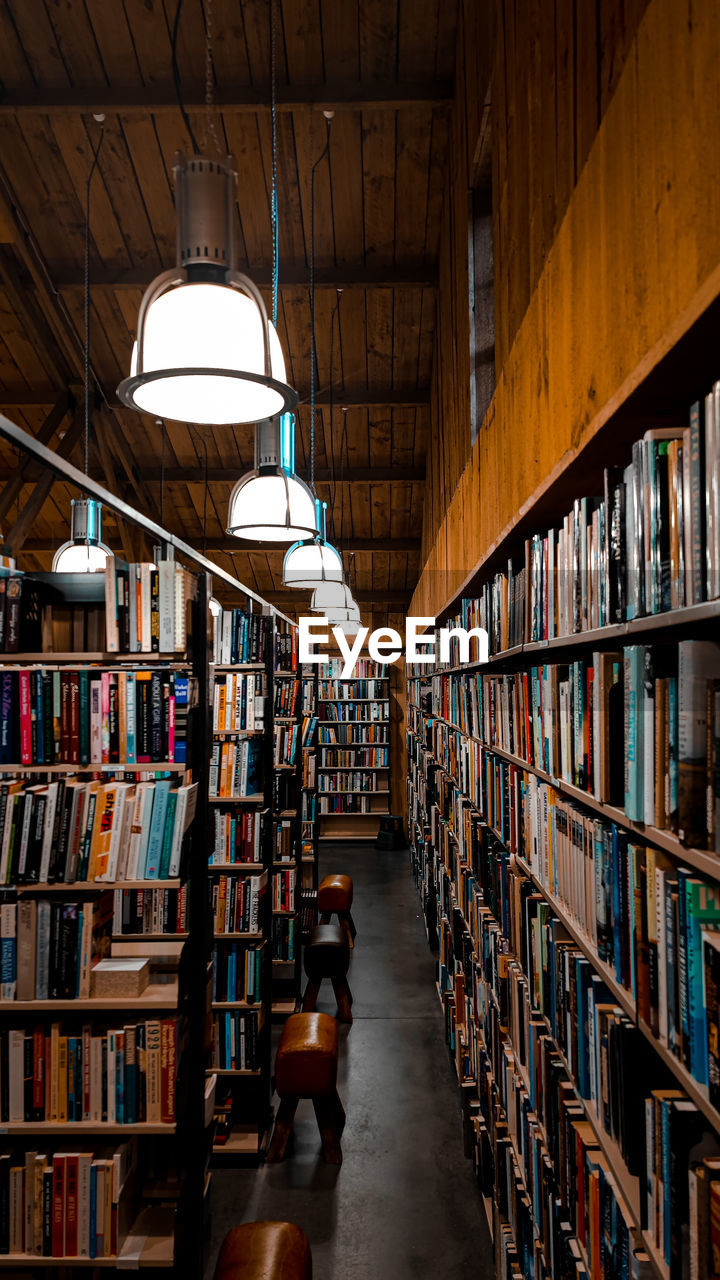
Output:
[
  {"xmin": 208, "ymin": 602, "xmax": 273, "ymax": 1163},
  {"xmin": 406, "ymin": 364, "xmax": 720, "ymax": 1280},
  {"xmin": 317, "ymin": 659, "xmax": 391, "ymax": 842},
  {"xmin": 270, "ymin": 621, "xmax": 302, "ymax": 1015},
  {"xmin": 298, "ymin": 665, "xmax": 319, "ymax": 941},
  {"xmin": 0, "ymin": 567, "xmax": 211, "ymax": 1272}
]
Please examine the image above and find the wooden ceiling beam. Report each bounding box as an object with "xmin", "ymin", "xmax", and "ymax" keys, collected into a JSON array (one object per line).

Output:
[
  {"xmin": 3, "ymin": 408, "xmax": 85, "ymax": 559},
  {"xmin": 0, "ymin": 393, "xmax": 71, "ymax": 526},
  {"xmin": 0, "ymin": 81, "xmax": 452, "ymax": 116},
  {"xmin": 0, "ymin": 387, "xmax": 430, "ymax": 410},
  {"xmin": 260, "ymin": 591, "xmax": 412, "ymax": 608},
  {"xmin": 136, "ymin": 465, "xmax": 426, "ymax": 484},
  {"xmin": 53, "ymin": 265, "xmax": 438, "ymax": 291},
  {"xmin": 20, "ymin": 536, "xmax": 420, "ymax": 555}
]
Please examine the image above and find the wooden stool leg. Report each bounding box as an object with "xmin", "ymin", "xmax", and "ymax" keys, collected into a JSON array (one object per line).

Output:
[
  {"xmin": 301, "ymin": 979, "xmax": 321, "ymax": 1012},
  {"xmin": 339, "ymin": 912, "xmax": 356, "ymax": 949},
  {"xmin": 332, "ymin": 1088, "xmax": 346, "ymax": 1135},
  {"xmin": 312, "ymin": 1095, "xmax": 343, "ymax": 1164},
  {"xmin": 331, "ymin": 974, "xmax": 353, "ymax": 1024},
  {"xmin": 319, "ymin": 911, "xmax": 331, "ymax": 925},
  {"xmin": 266, "ymin": 1095, "xmax": 298, "ymax": 1163}
]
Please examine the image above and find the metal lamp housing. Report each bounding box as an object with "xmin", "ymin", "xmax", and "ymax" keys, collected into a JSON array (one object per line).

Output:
[
  {"xmin": 117, "ymin": 153, "xmax": 298, "ymax": 426},
  {"xmin": 283, "ymin": 499, "xmax": 344, "ymax": 588},
  {"xmin": 226, "ymin": 415, "xmax": 318, "ymax": 544},
  {"xmin": 52, "ymin": 498, "xmax": 112, "ymax": 573}
]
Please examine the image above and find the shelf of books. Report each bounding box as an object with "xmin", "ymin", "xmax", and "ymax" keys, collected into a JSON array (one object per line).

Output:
[
  {"xmin": 298, "ymin": 665, "xmax": 319, "ymax": 941},
  {"xmin": 0, "ymin": 555, "xmax": 212, "ymax": 1272},
  {"xmin": 317, "ymin": 659, "xmax": 391, "ymax": 842},
  {"xmin": 406, "ymin": 369, "xmax": 720, "ymax": 1280},
  {"xmin": 270, "ymin": 621, "xmax": 301, "ymax": 1015},
  {"xmin": 208, "ymin": 602, "xmax": 273, "ymax": 1161}
]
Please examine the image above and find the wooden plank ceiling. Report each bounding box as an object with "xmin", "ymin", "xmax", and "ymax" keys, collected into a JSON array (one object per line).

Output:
[{"xmin": 0, "ymin": 0, "xmax": 456, "ymax": 618}]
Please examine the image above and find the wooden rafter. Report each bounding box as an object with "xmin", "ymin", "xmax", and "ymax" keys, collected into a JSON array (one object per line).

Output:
[
  {"xmin": 136, "ymin": 466, "xmax": 426, "ymax": 484},
  {"xmin": 3, "ymin": 408, "xmax": 85, "ymax": 558},
  {"xmin": 0, "ymin": 393, "xmax": 71, "ymax": 526},
  {"xmin": 0, "ymin": 81, "xmax": 452, "ymax": 116},
  {"xmin": 53, "ymin": 265, "xmax": 438, "ymax": 291}
]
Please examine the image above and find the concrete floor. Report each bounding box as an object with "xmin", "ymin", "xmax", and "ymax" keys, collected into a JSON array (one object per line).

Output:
[{"xmin": 206, "ymin": 843, "xmax": 492, "ymax": 1278}]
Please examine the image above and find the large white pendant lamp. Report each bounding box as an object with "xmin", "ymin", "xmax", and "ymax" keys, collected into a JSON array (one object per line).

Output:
[
  {"xmin": 283, "ymin": 500, "xmax": 343, "ymax": 588},
  {"xmin": 117, "ymin": 153, "xmax": 297, "ymax": 426},
  {"xmin": 226, "ymin": 413, "xmax": 317, "ymax": 543},
  {"xmin": 52, "ymin": 499, "xmax": 112, "ymax": 573},
  {"xmin": 311, "ymin": 581, "xmax": 356, "ymax": 614},
  {"xmin": 320, "ymin": 590, "xmax": 361, "ymax": 626}
]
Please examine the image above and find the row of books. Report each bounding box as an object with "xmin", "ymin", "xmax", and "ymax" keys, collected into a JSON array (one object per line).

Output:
[
  {"xmin": 273, "ymin": 818, "xmax": 294, "ymax": 863},
  {"xmin": 302, "ymin": 753, "xmax": 316, "ymax": 788},
  {"xmin": 273, "ymin": 679, "xmax": 299, "ymax": 718},
  {"xmin": 0, "ymin": 1139, "xmax": 136, "ymax": 1258},
  {"xmin": 270, "ymin": 916, "xmax": 296, "ymax": 961},
  {"xmin": 208, "ymin": 739, "xmax": 262, "ymax": 799},
  {"xmin": 318, "ymin": 795, "xmax": 377, "ymax": 813},
  {"xmin": 272, "ymin": 868, "xmax": 295, "ymax": 912},
  {"xmin": 0, "ymin": 1018, "xmax": 178, "ymax": 1123},
  {"xmin": 445, "ymin": 397, "xmax": 720, "ymax": 657},
  {"xmin": 0, "ymin": 777, "xmax": 197, "ymax": 886},
  {"xmin": 431, "ymin": 636, "xmax": 720, "ymax": 851},
  {"xmin": 274, "ymin": 630, "xmax": 298, "ymax": 673},
  {"xmin": 212, "ymin": 944, "xmax": 263, "ymax": 1005},
  {"xmin": 317, "ymin": 774, "xmax": 383, "ymax": 793},
  {"xmin": 0, "ymin": 893, "xmax": 111, "ymax": 1001},
  {"xmin": 0, "ymin": 668, "xmax": 195, "ymax": 767},
  {"xmin": 209, "ymin": 809, "xmax": 265, "ymax": 866},
  {"xmin": 318, "ymin": 659, "xmax": 384, "ymax": 680},
  {"xmin": 318, "ymin": 702, "xmax": 389, "ymax": 723},
  {"xmin": 211, "ymin": 872, "xmax": 266, "ymax": 936},
  {"xmin": 112, "ymin": 887, "xmax": 187, "ymax": 937},
  {"xmin": 104, "ymin": 558, "xmax": 194, "ymax": 654},
  {"xmin": 212, "ymin": 672, "xmax": 265, "ymax": 733},
  {"xmin": 318, "ymin": 724, "xmax": 388, "ymax": 744},
  {"xmin": 273, "ymin": 723, "xmax": 299, "ymax": 767},
  {"xmin": 211, "ymin": 608, "xmax": 269, "ymax": 666},
  {"xmin": 210, "ymin": 1010, "xmax": 261, "ymax": 1072},
  {"xmin": 318, "ymin": 679, "xmax": 388, "ymax": 699},
  {"xmin": 319, "ymin": 747, "xmax": 389, "ymax": 767},
  {"xmin": 301, "ymin": 792, "xmax": 315, "ymax": 824}
]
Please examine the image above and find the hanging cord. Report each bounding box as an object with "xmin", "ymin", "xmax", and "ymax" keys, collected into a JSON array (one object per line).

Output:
[
  {"xmin": 157, "ymin": 419, "xmax": 167, "ymax": 527},
  {"xmin": 269, "ymin": 0, "xmax": 280, "ymax": 327},
  {"xmin": 172, "ymin": 0, "xmax": 200, "ymax": 154},
  {"xmin": 327, "ymin": 288, "xmax": 342, "ymax": 543},
  {"xmin": 83, "ymin": 119, "xmax": 105, "ymax": 476},
  {"xmin": 203, "ymin": 0, "xmax": 222, "ymax": 157},
  {"xmin": 309, "ymin": 111, "xmax": 333, "ymax": 497}
]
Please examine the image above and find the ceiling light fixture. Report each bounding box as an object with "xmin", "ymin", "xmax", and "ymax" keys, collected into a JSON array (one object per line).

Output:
[
  {"xmin": 310, "ymin": 580, "xmax": 356, "ymax": 613},
  {"xmin": 283, "ymin": 499, "xmax": 343, "ymax": 588},
  {"xmin": 226, "ymin": 413, "xmax": 317, "ymax": 543},
  {"xmin": 117, "ymin": 152, "xmax": 297, "ymax": 425},
  {"xmin": 53, "ymin": 498, "xmax": 112, "ymax": 573}
]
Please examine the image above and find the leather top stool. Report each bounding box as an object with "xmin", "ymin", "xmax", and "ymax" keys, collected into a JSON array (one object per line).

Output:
[
  {"xmin": 301, "ymin": 923, "xmax": 353, "ymax": 1024},
  {"xmin": 317, "ymin": 873, "xmax": 356, "ymax": 948},
  {"xmin": 266, "ymin": 1012, "xmax": 345, "ymax": 1165},
  {"xmin": 214, "ymin": 1222, "xmax": 312, "ymax": 1280}
]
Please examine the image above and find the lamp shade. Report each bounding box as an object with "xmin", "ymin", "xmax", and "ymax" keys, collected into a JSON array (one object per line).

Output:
[
  {"xmin": 324, "ymin": 597, "xmax": 361, "ymax": 625},
  {"xmin": 311, "ymin": 581, "xmax": 354, "ymax": 612},
  {"xmin": 284, "ymin": 538, "xmax": 343, "ymax": 589},
  {"xmin": 209, "ymin": 596, "xmax": 222, "ymax": 618},
  {"xmin": 330, "ymin": 616, "xmax": 362, "ymax": 638},
  {"xmin": 227, "ymin": 471, "xmax": 317, "ymax": 543},
  {"xmin": 117, "ymin": 153, "xmax": 298, "ymax": 426},
  {"xmin": 52, "ymin": 499, "xmax": 112, "ymax": 574},
  {"xmin": 120, "ymin": 283, "xmax": 291, "ymax": 425}
]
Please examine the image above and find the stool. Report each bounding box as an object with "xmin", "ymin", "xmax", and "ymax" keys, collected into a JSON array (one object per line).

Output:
[
  {"xmin": 301, "ymin": 924, "xmax": 353, "ymax": 1024},
  {"xmin": 317, "ymin": 873, "xmax": 356, "ymax": 948},
  {"xmin": 266, "ymin": 1012, "xmax": 345, "ymax": 1165},
  {"xmin": 214, "ymin": 1222, "xmax": 312, "ymax": 1279}
]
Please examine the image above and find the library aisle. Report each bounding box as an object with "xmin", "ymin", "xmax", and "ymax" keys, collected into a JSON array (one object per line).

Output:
[{"xmin": 207, "ymin": 843, "xmax": 491, "ymax": 1280}]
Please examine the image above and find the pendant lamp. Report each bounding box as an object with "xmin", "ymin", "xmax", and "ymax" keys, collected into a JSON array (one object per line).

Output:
[
  {"xmin": 52, "ymin": 499, "xmax": 112, "ymax": 573},
  {"xmin": 330, "ymin": 616, "xmax": 362, "ymax": 638},
  {"xmin": 321, "ymin": 593, "xmax": 361, "ymax": 626},
  {"xmin": 117, "ymin": 153, "xmax": 297, "ymax": 425},
  {"xmin": 209, "ymin": 596, "xmax": 222, "ymax": 618},
  {"xmin": 226, "ymin": 413, "xmax": 317, "ymax": 543},
  {"xmin": 283, "ymin": 500, "xmax": 343, "ymax": 588},
  {"xmin": 311, "ymin": 581, "xmax": 356, "ymax": 614}
]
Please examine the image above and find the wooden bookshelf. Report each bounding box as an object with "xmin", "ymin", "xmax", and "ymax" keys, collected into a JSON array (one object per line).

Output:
[{"xmin": 317, "ymin": 661, "xmax": 391, "ymax": 841}]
